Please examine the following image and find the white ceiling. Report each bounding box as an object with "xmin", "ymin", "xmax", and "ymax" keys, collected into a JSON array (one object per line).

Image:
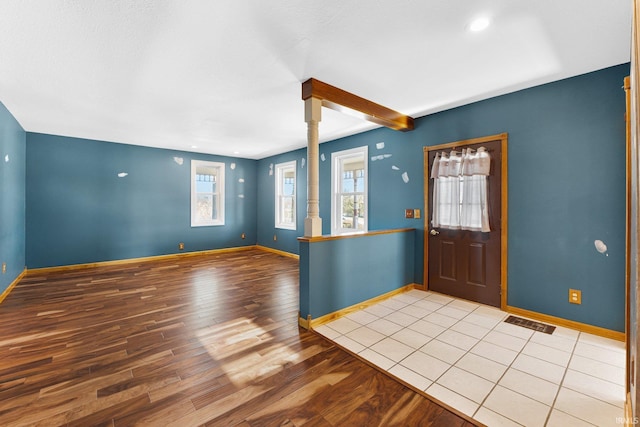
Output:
[{"xmin": 0, "ymin": 1, "xmax": 632, "ymax": 160}]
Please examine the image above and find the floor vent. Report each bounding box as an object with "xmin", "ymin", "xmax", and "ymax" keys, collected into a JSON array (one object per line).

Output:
[{"xmin": 504, "ymin": 315, "xmax": 556, "ymax": 334}]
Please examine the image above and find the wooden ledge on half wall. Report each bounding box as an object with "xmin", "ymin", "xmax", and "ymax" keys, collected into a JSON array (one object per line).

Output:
[{"xmin": 297, "ymin": 227, "xmax": 415, "ymax": 243}]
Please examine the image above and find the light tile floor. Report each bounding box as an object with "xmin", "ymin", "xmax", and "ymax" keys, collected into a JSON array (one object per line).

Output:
[{"xmin": 314, "ymin": 290, "xmax": 626, "ymax": 427}]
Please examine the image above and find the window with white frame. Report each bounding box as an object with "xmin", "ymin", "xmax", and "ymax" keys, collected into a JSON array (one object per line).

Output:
[
  {"xmin": 191, "ymin": 160, "xmax": 225, "ymax": 227},
  {"xmin": 430, "ymin": 147, "xmax": 491, "ymax": 232},
  {"xmin": 275, "ymin": 160, "xmax": 296, "ymax": 230},
  {"xmin": 331, "ymin": 146, "xmax": 368, "ymax": 235}
]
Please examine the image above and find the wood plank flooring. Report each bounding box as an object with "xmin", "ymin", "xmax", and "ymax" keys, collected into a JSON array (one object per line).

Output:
[{"xmin": 0, "ymin": 248, "xmax": 476, "ymax": 426}]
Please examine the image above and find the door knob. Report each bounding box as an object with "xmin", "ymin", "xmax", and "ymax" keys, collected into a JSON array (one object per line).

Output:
[{"xmin": 430, "ymin": 229, "xmax": 440, "ymax": 235}]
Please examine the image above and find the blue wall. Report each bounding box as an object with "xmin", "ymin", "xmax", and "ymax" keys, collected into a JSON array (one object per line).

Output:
[
  {"xmin": 256, "ymin": 147, "xmax": 307, "ymax": 254},
  {"xmin": 0, "ymin": 101, "xmax": 26, "ymax": 294},
  {"xmin": 26, "ymin": 133, "xmax": 257, "ymax": 268},
  {"xmin": 259, "ymin": 64, "xmax": 629, "ymax": 332}
]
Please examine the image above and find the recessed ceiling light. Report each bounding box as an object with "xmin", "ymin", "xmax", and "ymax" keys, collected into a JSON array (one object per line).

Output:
[
  {"xmin": 191, "ymin": 145, "xmax": 198, "ymax": 149},
  {"xmin": 469, "ymin": 17, "xmax": 490, "ymax": 32},
  {"xmin": 233, "ymin": 151, "xmax": 240, "ymax": 155}
]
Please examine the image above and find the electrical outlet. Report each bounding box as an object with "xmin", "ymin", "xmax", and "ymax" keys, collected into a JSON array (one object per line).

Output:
[
  {"xmin": 241, "ymin": 232, "xmax": 246, "ymax": 239},
  {"xmin": 569, "ymin": 289, "xmax": 582, "ymax": 304},
  {"xmin": 1, "ymin": 262, "xmax": 6, "ymax": 274},
  {"xmin": 178, "ymin": 242, "xmax": 185, "ymax": 250},
  {"xmin": 405, "ymin": 209, "xmax": 414, "ymax": 219},
  {"xmin": 273, "ymin": 234, "xmax": 277, "ymax": 241}
]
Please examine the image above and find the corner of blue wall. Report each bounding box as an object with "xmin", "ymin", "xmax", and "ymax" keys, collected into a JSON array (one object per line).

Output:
[{"xmin": 0, "ymin": 100, "xmax": 26, "ymax": 294}]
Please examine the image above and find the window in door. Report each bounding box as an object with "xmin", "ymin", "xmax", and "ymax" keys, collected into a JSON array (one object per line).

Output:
[{"xmin": 430, "ymin": 147, "xmax": 491, "ymax": 232}]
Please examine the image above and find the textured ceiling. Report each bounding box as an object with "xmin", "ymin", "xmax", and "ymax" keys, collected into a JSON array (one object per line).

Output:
[{"xmin": 0, "ymin": 1, "xmax": 632, "ymax": 159}]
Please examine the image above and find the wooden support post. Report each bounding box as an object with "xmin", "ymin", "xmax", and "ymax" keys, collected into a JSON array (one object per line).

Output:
[{"xmin": 304, "ymin": 97, "xmax": 323, "ymax": 237}]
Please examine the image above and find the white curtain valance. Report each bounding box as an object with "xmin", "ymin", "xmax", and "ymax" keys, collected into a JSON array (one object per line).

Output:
[
  {"xmin": 430, "ymin": 147, "xmax": 490, "ymax": 178},
  {"xmin": 431, "ymin": 147, "xmax": 491, "ymax": 232}
]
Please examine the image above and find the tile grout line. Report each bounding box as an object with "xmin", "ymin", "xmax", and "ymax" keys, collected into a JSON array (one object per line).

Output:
[
  {"xmin": 542, "ymin": 330, "xmax": 581, "ymax": 426},
  {"xmin": 419, "ymin": 299, "xmax": 550, "ymax": 424},
  {"xmin": 385, "ymin": 296, "xmax": 483, "ymax": 409},
  {"xmin": 331, "ymin": 294, "xmax": 436, "ymax": 374},
  {"xmin": 402, "ymin": 299, "xmax": 476, "ymax": 398},
  {"xmin": 400, "ymin": 298, "xmax": 516, "ymax": 422},
  {"xmin": 399, "ymin": 297, "xmax": 567, "ymax": 425},
  {"xmin": 469, "ymin": 309, "xmax": 535, "ymax": 426},
  {"xmin": 331, "ymin": 295, "xmax": 515, "ymax": 423},
  {"xmin": 368, "ymin": 294, "xmax": 447, "ymax": 386},
  {"xmin": 363, "ymin": 294, "xmax": 457, "ymax": 392}
]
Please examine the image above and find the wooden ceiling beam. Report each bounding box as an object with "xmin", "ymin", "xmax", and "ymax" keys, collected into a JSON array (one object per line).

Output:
[{"xmin": 301, "ymin": 78, "xmax": 414, "ymax": 132}]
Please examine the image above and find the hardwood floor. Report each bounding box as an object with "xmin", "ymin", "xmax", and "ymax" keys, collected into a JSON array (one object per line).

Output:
[{"xmin": 0, "ymin": 248, "xmax": 476, "ymax": 426}]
